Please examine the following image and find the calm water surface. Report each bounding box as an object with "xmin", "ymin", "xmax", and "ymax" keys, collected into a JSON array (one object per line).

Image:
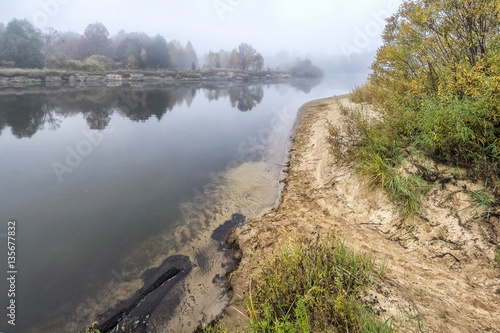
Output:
[{"xmin": 0, "ymin": 74, "xmax": 364, "ymax": 332}]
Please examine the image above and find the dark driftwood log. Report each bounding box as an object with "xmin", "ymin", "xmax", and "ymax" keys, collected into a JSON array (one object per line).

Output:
[
  {"xmin": 94, "ymin": 213, "xmax": 246, "ymax": 332},
  {"xmin": 97, "ymin": 255, "xmax": 192, "ymax": 333}
]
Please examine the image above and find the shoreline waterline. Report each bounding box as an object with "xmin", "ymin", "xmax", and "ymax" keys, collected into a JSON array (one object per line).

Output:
[{"xmin": 82, "ymin": 92, "xmax": 311, "ymax": 333}]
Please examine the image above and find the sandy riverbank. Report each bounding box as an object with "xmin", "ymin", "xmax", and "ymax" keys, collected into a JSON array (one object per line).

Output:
[{"xmin": 221, "ymin": 97, "xmax": 500, "ymax": 332}]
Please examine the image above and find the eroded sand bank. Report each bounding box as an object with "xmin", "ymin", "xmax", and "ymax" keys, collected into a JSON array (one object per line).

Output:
[{"xmin": 222, "ymin": 97, "xmax": 500, "ymax": 332}]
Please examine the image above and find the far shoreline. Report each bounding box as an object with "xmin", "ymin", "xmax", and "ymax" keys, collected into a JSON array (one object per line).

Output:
[{"xmin": 0, "ymin": 68, "xmax": 294, "ymax": 89}]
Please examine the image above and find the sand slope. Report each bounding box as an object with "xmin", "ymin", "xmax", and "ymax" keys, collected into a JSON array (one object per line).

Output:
[{"xmin": 222, "ymin": 97, "xmax": 500, "ymax": 332}]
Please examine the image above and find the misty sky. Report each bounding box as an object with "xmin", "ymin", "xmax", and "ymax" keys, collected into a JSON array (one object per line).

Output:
[{"xmin": 1, "ymin": 0, "xmax": 403, "ymax": 60}]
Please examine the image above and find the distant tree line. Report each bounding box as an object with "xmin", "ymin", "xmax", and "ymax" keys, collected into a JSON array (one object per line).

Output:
[
  {"xmin": 0, "ymin": 19, "xmax": 199, "ymax": 71},
  {"xmin": 205, "ymin": 43, "xmax": 264, "ymax": 71}
]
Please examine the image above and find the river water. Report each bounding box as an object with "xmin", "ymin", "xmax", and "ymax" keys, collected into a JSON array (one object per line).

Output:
[{"xmin": 0, "ymin": 74, "xmax": 365, "ymax": 332}]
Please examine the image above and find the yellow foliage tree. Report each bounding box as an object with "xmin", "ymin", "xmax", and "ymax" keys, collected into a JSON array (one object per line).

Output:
[
  {"xmin": 371, "ymin": 0, "xmax": 500, "ymax": 102},
  {"xmin": 356, "ymin": 0, "xmax": 500, "ymax": 180}
]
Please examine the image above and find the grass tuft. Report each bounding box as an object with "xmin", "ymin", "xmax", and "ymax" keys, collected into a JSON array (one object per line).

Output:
[
  {"xmin": 246, "ymin": 233, "xmax": 392, "ymax": 333},
  {"xmin": 386, "ymin": 175, "xmax": 429, "ymax": 216},
  {"xmin": 468, "ymin": 189, "xmax": 495, "ymax": 209},
  {"xmin": 467, "ymin": 189, "xmax": 497, "ymax": 219}
]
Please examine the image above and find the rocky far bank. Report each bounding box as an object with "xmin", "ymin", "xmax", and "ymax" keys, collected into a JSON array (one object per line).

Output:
[
  {"xmin": 220, "ymin": 97, "xmax": 500, "ymax": 332},
  {"xmin": 0, "ymin": 68, "xmax": 291, "ymax": 89}
]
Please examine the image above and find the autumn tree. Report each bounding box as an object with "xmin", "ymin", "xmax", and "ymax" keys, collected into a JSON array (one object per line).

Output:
[
  {"xmin": 238, "ymin": 43, "xmax": 256, "ymax": 70},
  {"xmin": 0, "ymin": 19, "xmax": 44, "ymax": 68},
  {"xmin": 112, "ymin": 31, "xmax": 152, "ymax": 69},
  {"xmin": 206, "ymin": 45, "xmax": 264, "ymax": 70},
  {"xmin": 218, "ymin": 49, "xmax": 230, "ymax": 68},
  {"xmin": 183, "ymin": 41, "xmax": 199, "ymax": 69},
  {"xmin": 145, "ymin": 35, "xmax": 171, "ymax": 69},
  {"xmin": 41, "ymin": 27, "xmax": 59, "ymax": 67},
  {"xmin": 206, "ymin": 50, "xmax": 231, "ymax": 68},
  {"xmin": 254, "ymin": 53, "xmax": 264, "ymax": 71},
  {"xmin": 83, "ymin": 22, "xmax": 110, "ymax": 56},
  {"xmin": 164, "ymin": 40, "xmax": 199, "ymax": 69},
  {"xmin": 168, "ymin": 41, "xmax": 181, "ymax": 68},
  {"xmin": 354, "ymin": 0, "xmax": 500, "ymax": 182},
  {"xmin": 205, "ymin": 51, "xmax": 219, "ymax": 68},
  {"xmin": 370, "ymin": 0, "xmax": 500, "ymax": 100},
  {"xmin": 228, "ymin": 49, "xmax": 240, "ymax": 68},
  {"xmin": 50, "ymin": 31, "xmax": 86, "ymax": 62}
]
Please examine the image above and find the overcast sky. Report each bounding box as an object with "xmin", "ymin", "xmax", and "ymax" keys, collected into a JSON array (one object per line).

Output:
[{"xmin": 1, "ymin": 0, "xmax": 404, "ymax": 60}]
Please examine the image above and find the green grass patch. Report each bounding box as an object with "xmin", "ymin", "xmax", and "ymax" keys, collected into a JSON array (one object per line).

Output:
[
  {"xmin": 386, "ymin": 175, "xmax": 429, "ymax": 217},
  {"xmin": 467, "ymin": 189, "xmax": 497, "ymax": 219},
  {"xmin": 468, "ymin": 189, "xmax": 495, "ymax": 209},
  {"xmin": 246, "ymin": 234, "xmax": 392, "ymax": 333},
  {"xmin": 328, "ymin": 101, "xmax": 429, "ymax": 216}
]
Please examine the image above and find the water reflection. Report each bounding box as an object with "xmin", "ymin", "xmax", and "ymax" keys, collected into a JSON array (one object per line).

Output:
[
  {"xmin": 0, "ymin": 94, "xmax": 60, "ymax": 138},
  {"xmin": 0, "ymin": 82, "xmax": 278, "ymax": 137},
  {"xmin": 205, "ymin": 85, "xmax": 264, "ymax": 111},
  {"xmin": 290, "ymin": 77, "xmax": 323, "ymax": 93}
]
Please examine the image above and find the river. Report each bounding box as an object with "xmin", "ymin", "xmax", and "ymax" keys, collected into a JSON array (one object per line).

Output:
[{"xmin": 0, "ymin": 74, "xmax": 364, "ymax": 332}]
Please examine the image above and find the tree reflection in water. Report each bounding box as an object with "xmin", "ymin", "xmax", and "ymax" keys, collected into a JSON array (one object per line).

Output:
[{"xmin": 0, "ymin": 79, "xmax": 318, "ymax": 138}]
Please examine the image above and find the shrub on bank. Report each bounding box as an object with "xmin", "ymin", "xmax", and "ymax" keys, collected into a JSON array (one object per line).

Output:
[
  {"xmin": 83, "ymin": 55, "xmax": 117, "ymax": 72},
  {"xmin": 246, "ymin": 234, "xmax": 390, "ymax": 333},
  {"xmin": 0, "ymin": 67, "xmax": 66, "ymax": 78},
  {"xmin": 198, "ymin": 235, "xmax": 390, "ymax": 333},
  {"xmin": 332, "ymin": 0, "xmax": 500, "ymax": 214},
  {"xmin": 46, "ymin": 54, "xmax": 117, "ymax": 72}
]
